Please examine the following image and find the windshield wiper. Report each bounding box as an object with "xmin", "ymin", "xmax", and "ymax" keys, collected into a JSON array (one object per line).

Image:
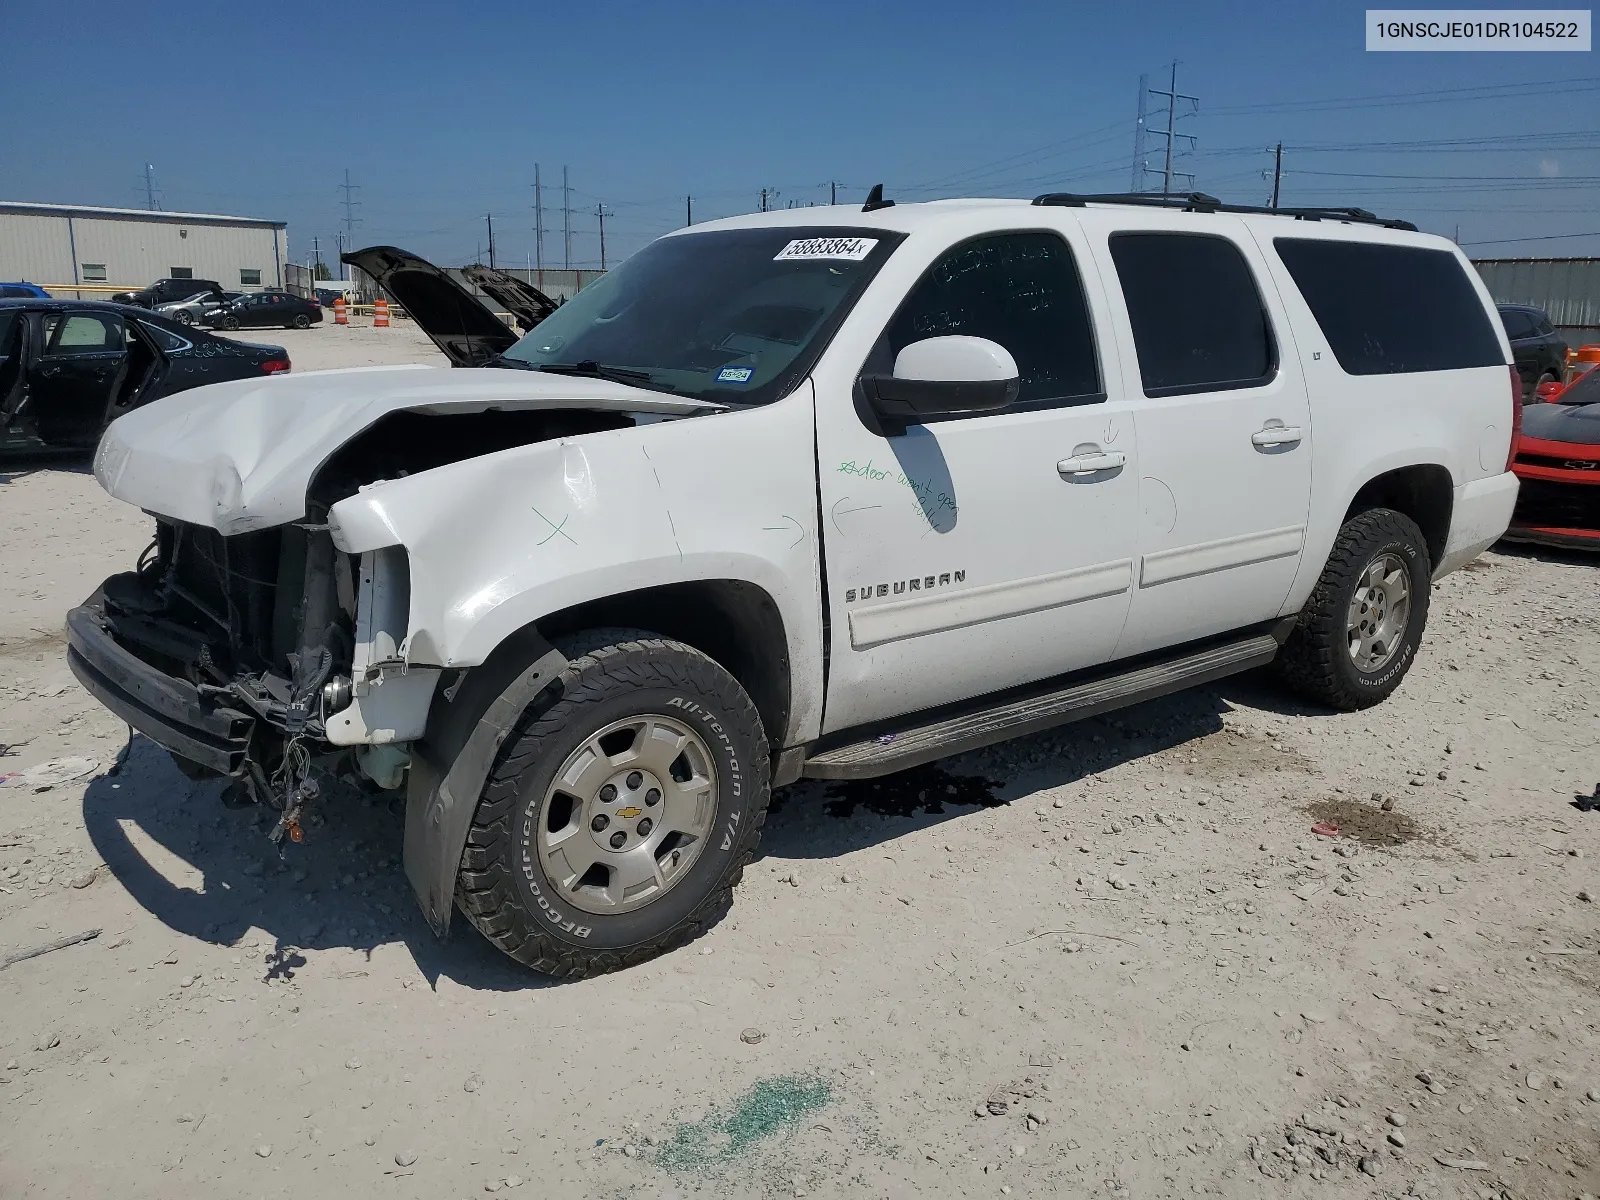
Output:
[{"xmin": 535, "ymin": 360, "xmax": 655, "ymax": 385}]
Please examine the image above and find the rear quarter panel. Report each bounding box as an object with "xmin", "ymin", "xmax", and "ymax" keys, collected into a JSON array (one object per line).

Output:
[{"xmin": 1246, "ymin": 226, "xmax": 1514, "ymax": 608}]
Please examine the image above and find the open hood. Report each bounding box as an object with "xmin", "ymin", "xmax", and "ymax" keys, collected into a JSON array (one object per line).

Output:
[
  {"xmin": 341, "ymin": 246, "xmax": 520, "ymax": 368},
  {"xmin": 93, "ymin": 364, "xmax": 722, "ymax": 534},
  {"xmin": 461, "ymin": 264, "xmax": 560, "ymax": 332}
]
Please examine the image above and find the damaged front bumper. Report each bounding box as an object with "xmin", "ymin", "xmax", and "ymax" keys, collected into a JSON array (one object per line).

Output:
[{"xmin": 67, "ymin": 593, "xmax": 257, "ymax": 775}]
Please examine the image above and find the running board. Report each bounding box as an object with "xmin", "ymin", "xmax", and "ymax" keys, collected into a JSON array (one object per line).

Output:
[{"xmin": 801, "ymin": 630, "xmax": 1284, "ymax": 780}]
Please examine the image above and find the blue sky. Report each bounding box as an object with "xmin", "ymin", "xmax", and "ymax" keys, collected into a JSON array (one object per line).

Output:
[{"xmin": 2, "ymin": 1, "xmax": 1595, "ymax": 268}]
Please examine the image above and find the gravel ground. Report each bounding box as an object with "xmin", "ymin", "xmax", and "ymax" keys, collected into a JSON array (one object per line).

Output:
[{"xmin": 1, "ymin": 330, "xmax": 1597, "ymax": 1199}]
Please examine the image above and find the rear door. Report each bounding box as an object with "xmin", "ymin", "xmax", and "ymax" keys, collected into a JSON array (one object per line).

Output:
[
  {"xmin": 1081, "ymin": 216, "xmax": 1313, "ymax": 658},
  {"xmin": 30, "ymin": 310, "xmax": 127, "ymax": 445},
  {"xmin": 0, "ymin": 309, "xmax": 29, "ymax": 437}
]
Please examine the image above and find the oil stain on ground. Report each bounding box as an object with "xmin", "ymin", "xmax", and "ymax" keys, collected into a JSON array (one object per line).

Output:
[
  {"xmin": 655, "ymin": 1075, "xmax": 833, "ymax": 1172},
  {"xmin": 821, "ymin": 764, "xmax": 1005, "ymax": 819},
  {"xmin": 1305, "ymin": 798, "xmax": 1422, "ymax": 848}
]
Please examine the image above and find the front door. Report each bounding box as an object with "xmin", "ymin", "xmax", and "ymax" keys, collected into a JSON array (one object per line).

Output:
[
  {"xmin": 0, "ymin": 309, "xmax": 29, "ymax": 439},
  {"xmin": 1081, "ymin": 218, "xmax": 1313, "ymax": 658},
  {"xmin": 814, "ymin": 226, "xmax": 1140, "ymax": 734},
  {"xmin": 31, "ymin": 310, "xmax": 127, "ymax": 446}
]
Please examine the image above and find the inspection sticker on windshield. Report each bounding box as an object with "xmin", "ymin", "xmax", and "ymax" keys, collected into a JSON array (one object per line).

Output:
[
  {"xmin": 716, "ymin": 366, "xmax": 754, "ymax": 384},
  {"xmin": 773, "ymin": 237, "xmax": 878, "ymax": 262}
]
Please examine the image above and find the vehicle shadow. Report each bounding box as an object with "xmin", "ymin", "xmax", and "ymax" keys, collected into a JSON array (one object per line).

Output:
[
  {"xmin": 0, "ymin": 448, "xmax": 92, "ymax": 484},
  {"xmin": 763, "ymin": 674, "xmax": 1318, "ymax": 861},
  {"xmin": 81, "ymin": 734, "xmax": 551, "ymax": 993}
]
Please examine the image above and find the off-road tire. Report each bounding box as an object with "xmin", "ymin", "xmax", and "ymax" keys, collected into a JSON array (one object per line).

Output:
[
  {"xmin": 456, "ymin": 629, "xmax": 771, "ymax": 978},
  {"xmin": 1275, "ymin": 508, "xmax": 1432, "ymax": 711}
]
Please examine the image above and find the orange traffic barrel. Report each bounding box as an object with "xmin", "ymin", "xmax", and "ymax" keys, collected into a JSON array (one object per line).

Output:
[
  {"xmin": 1572, "ymin": 344, "xmax": 1600, "ymax": 379},
  {"xmin": 374, "ymin": 297, "xmax": 390, "ymax": 328},
  {"xmin": 333, "ymin": 296, "xmax": 348, "ymax": 326}
]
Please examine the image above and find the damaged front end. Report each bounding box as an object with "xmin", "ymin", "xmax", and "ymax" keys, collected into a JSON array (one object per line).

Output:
[{"xmin": 67, "ymin": 509, "xmax": 421, "ymax": 844}]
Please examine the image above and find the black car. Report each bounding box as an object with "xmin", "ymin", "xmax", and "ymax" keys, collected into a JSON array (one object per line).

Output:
[
  {"xmin": 201, "ymin": 290, "xmax": 323, "ymax": 331},
  {"xmin": 0, "ymin": 300, "xmax": 289, "ymax": 451},
  {"xmin": 112, "ymin": 277, "xmax": 226, "ymax": 309},
  {"xmin": 1498, "ymin": 304, "xmax": 1569, "ymax": 395}
]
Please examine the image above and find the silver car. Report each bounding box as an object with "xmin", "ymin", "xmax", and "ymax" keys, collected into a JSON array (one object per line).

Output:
[{"xmin": 154, "ymin": 289, "xmax": 242, "ymax": 326}]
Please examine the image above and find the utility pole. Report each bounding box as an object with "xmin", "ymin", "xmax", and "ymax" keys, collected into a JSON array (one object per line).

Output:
[
  {"xmin": 1270, "ymin": 142, "xmax": 1283, "ymax": 209},
  {"xmin": 1131, "ymin": 75, "xmax": 1149, "ymax": 191},
  {"xmin": 1146, "ymin": 62, "xmax": 1199, "ymax": 196},
  {"xmin": 596, "ymin": 204, "xmax": 610, "ymax": 270},
  {"xmin": 830, "ymin": 181, "xmax": 837, "ymax": 205},
  {"xmin": 312, "ymin": 235, "xmax": 321, "ymax": 280},
  {"xmin": 562, "ymin": 165, "xmax": 571, "ymax": 271},
  {"xmin": 685, "ymin": 195, "xmax": 692, "ymax": 226},
  {"xmin": 143, "ymin": 163, "xmax": 159, "ymax": 211},
  {"xmin": 486, "ymin": 212, "xmax": 495, "ymax": 269},
  {"xmin": 533, "ymin": 164, "xmax": 544, "ymax": 272},
  {"xmin": 760, "ymin": 188, "xmax": 767, "ymax": 212}
]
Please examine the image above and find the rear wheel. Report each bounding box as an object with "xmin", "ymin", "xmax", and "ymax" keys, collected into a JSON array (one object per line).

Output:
[
  {"xmin": 1275, "ymin": 508, "xmax": 1432, "ymax": 711},
  {"xmin": 292, "ymin": 313, "xmax": 311, "ymax": 329},
  {"xmin": 456, "ymin": 629, "xmax": 771, "ymax": 977}
]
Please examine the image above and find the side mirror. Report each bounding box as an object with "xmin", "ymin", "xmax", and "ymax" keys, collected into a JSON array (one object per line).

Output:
[
  {"xmin": 1534, "ymin": 379, "xmax": 1565, "ymax": 402},
  {"xmin": 860, "ymin": 336, "xmax": 1019, "ymax": 430}
]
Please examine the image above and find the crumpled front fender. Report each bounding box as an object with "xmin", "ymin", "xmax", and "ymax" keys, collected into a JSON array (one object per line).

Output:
[{"xmin": 327, "ymin": 386, "xmax": 825, "ymax": 743}]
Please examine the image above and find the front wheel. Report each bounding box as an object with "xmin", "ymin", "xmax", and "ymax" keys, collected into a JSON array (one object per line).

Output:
[
  {"xmin": 175, "ymin": 310, "xmax": 195, "ymax": 326},
  {"xmin": 1275, "ymin": 508, "xmax": 1432, "ymax": 711},
  {"xmin": 456, "ymin": 630, "xmax": 771, "ymax": 978},
  {"xmin": 222, "ymin": 316, "xmax": 240, "ymax": 331}
]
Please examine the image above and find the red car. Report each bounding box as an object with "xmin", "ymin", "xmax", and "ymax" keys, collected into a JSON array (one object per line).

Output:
[{"xmin": 1505, "ymin": 367, "xmax": 1600, "ymax": 549}]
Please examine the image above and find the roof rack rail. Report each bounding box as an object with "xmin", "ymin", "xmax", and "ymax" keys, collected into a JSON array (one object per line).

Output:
[{"xmin": 1030, "ymin": 191, "xmax": 1417, "ymax": 232}]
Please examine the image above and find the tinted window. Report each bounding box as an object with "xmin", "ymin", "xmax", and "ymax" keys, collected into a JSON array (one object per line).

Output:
[
  {"xmin": 170, "ymin": 268, "xmax": 194, "ymax": 280},
  {"xmin": 1109, "ymin": 232, "xmax": 1275, "ymax": 396},
  {"xmin": 240, "ymin": 268, "xmax": 262, "ymax": 286},
  {"xmin": 0, "ymin": 285, "xmax": 32, "ymax": 298},
  {"xmin": 138, "ymin": 320, "xmax": 189, "ymax": 353},
  {"xmin": 43, "ymin": 313, "xmax": 122, "ymax": 353},
  {"xmin": 884, "ymin": 231, "xmax": 1101, "ymax": 407},
  {"xmin": 1275, "ymin": 240, "xmax": 1504, "ymax": 375},
  {"xmin": 1499, "ymin": 308, "xmax": 1535, "ymax": 340}
]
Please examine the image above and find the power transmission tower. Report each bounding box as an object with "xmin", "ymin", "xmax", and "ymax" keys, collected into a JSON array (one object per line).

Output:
[
  {"xmin": 533, "ymin": 164, "xmax": 544, "ymax": 273},
  {"xmin": 596, "ymin": 204, "xmax": 610, "ymax": 270},
  {"xmin": 143, "ymin": 163, "xmax": 160, "ymax": 210},
  {"xmin": 1131, "ymin": 75, "xmax": 1149, "ymax": 191},
  {"xmin": 562, "ymin": 166, "xmax": 571, "ymax": 271},
  {"xmin": 339, "ymin": 169, "xmax": 362, "ymax": 234},
  {"xmin": 1146, "ymin": 63, "xmax": 1199, "ymax": 196}
]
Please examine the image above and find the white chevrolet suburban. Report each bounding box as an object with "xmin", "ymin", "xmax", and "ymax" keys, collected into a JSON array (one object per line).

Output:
[{"xmin": 70, "ymin": 190, "xmax": 1521, "ymax": 977}]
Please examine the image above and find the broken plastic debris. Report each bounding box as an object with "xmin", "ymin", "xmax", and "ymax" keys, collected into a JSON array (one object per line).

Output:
[
  {"xmin": 874, "ymin": 734, "xmax": 896, "ymax": 745},
  {"xmin": 1310, "ymin": 821, "xmax": 1339, "ymax": 838}
]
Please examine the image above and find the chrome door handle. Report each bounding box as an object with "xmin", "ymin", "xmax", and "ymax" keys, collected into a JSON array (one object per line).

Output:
[
  {"xmin": 1057, "ymin": 450, "xmax": 1127, "ymax": 476},
  {"xmin": 1251, "ymin": 424, "xmax": 1303, "ymax": 447}
]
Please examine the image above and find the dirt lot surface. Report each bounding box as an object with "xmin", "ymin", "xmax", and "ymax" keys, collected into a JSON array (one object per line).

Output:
[{"xmin": 1, "ymin": 327, "xmax": 1597, "ymax": 1199}]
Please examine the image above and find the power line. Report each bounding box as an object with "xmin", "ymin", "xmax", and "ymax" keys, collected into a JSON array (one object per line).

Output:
[{"xmin": 1459, "ymin": 230, "xmax": 1600, "ymax": 247}]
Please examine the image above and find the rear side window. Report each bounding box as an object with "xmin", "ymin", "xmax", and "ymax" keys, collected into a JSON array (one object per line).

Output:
[
  {"xmin": 1108, "ymin": 232, "xmax": 1275, "ymax": 397},
  {"xmin": 885, "ymin": 231, "xmax": 1102, "ymax": 408},
  {"xmin": 1275, "ymin": 240, "xmax": 1504, "ymax": 375},
  {"xmin": 1499, "ymin": 308, "xmax": 1535, "ymax": 340}
]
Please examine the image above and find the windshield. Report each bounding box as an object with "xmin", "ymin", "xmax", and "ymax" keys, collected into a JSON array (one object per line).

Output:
[{"xmin": 499, "ymin": 226, "xmax": 902, "ymax": 404}]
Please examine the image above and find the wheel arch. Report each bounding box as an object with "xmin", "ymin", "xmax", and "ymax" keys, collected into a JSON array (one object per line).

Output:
[
  {"xmin": 1343, "ymin": 463, "xmax": 1453, "ymax": 569},
  {"xmin": 534, "ymin": 579, "xmax": 792, "ymax": 752}
]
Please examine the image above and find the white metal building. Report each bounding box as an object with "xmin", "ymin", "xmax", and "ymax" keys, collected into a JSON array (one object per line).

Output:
[{"xmin": 0, "ymin": 201, "xmax": 288, "ymax": 298}]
